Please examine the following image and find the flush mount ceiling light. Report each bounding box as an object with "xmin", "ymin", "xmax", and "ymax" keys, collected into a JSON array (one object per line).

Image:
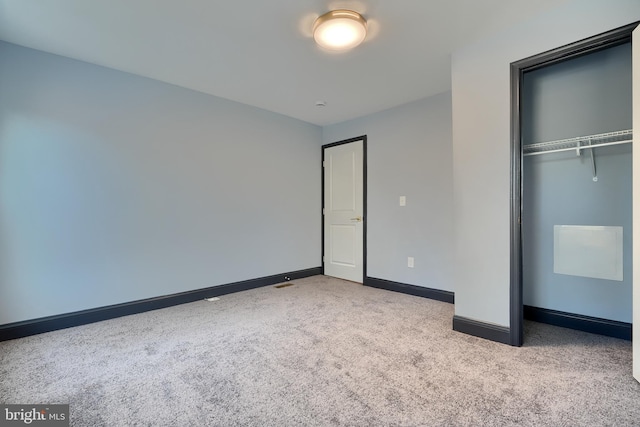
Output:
[{"xmin": 313, "ymin": 10, "xmax": 367, "ymax": 51}]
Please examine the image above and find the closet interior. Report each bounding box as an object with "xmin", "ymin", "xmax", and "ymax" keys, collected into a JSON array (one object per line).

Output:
[{"xmin": 521, "ymin": 41, "xmax": 633, "ymax": 333}]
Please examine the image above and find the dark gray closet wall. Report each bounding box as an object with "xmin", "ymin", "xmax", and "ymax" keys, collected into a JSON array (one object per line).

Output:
[{"xmin": 522, "ymin": 42, "xmax": 632, "ymax": 323}]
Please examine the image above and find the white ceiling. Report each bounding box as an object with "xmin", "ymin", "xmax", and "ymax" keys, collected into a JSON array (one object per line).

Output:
[{"xmin": 0, "ymin": 0, "xmax": 567, "ymax": 126}]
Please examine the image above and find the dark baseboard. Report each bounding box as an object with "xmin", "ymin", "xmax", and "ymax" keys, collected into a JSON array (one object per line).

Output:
[
  {"xmin": 0, "ymin": 267, "xmax": 322, "ymax": 342},
  {"xmin": 523, "ymin": 305, "xmax": 631, "ymax": 341},
  {"xmin": 364, "ymin": 277, "xmax": 454, "ymax": 304},
  {"xmin": 452, "ymin": 315, "xmax": 511, "ymax": 345}
]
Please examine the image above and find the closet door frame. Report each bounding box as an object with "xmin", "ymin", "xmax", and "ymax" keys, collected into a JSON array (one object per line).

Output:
[{"xmin": 509, "ymin": 21, "xmax": 639, "ymax": 347}]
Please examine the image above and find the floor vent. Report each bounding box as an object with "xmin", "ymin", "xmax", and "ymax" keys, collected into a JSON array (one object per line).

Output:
[{"xmin": 274, "ymin": 283, "xmax": 295, "ymax": 289}]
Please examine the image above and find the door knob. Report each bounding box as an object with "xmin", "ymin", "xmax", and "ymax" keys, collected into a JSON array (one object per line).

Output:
[{"xmin": 350, "ymin": 216, "xmax": 362, "ymax": 222}]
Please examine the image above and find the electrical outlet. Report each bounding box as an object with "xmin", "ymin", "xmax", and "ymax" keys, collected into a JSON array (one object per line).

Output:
[
  {"xmin": 408, "ymin": 257, "xmax": 414, "ymax": 268},
  {"xmin": 399, "ymin": 196, "xmax": 406, "ymax": 206}
]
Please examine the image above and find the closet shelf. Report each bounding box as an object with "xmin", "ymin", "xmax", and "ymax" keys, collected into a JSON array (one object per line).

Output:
[{"xmin": 523, "ymin": 129, "xmax": 632, "ymax": 157}]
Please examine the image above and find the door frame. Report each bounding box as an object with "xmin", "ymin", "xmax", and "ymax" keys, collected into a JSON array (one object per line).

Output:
[
  {"xmin": 509, "ymin": 22, "xmax": 639, "ymax": 346},
  {"xmin": 321, "ymin": 135, "xmax": 368, "ymax": 281}
]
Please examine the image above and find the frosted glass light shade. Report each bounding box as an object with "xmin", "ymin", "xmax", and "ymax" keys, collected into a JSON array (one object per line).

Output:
[{"xmin": 313, "ymin": 10, "xmax": 367, "ymax": 51}]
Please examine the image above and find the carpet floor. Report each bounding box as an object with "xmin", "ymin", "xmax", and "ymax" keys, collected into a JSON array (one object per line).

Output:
[{"xmin": 1, "ymin": 275, "xmax": 638, "ymax": 426}]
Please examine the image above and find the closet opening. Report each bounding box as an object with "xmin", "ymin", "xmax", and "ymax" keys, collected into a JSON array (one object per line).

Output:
[{"xmin": 510, "ymin": 22, "xmax": 639, "ymax": 347}]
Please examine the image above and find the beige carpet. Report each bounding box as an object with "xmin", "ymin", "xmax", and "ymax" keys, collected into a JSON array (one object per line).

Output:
[{"xmin": 1, "ymin": 275, "xmax": 638, "ymax": 426}]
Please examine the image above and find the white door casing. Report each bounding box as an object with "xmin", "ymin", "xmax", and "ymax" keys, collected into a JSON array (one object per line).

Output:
[
  {"xmin": 323, "ymin": 139, "xmax": 364, "ymax": 283},
  {"xmin": 632, "ymin": 25, "xmax": 639, "ymax": 383}
]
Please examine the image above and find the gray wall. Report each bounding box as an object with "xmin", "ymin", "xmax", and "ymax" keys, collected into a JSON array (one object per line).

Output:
[
  {"xmin": 522, "ymin": 44, "xmax": 632, "ymax": 322},
  {"xmin": 451, "ymin": 0, "xmax": 640, "ymax": 327},
  {"xmin": 323, "ymin": 93, "xmax": 454, "ymax": 292},
  {"xmin": 0, "ymin": 42, "xmax": 322, "ymax": 325}
]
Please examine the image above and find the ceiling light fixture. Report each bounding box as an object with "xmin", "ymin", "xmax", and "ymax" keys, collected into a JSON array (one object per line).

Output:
[{"xmin": 313, "ymin": 10, "xmax": 367, "ymax": 51}]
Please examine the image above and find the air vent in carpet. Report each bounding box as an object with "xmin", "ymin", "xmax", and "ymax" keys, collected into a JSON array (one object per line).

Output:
[{"xmin": 274, "ymin": 283, "xmax": 295, "ymax": 289}]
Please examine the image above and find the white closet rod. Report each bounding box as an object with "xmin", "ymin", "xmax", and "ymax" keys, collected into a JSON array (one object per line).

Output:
[
  {"xmin": 523, "ymin": 139, "xmax": 632, "ymax": 157},
  {"xmin": 523, "ymin": 129, "xmax": 633, "ymax": 157}
]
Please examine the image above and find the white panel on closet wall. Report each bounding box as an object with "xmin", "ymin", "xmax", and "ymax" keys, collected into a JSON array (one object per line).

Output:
[{"xmin": 553, "ymin": 225, "xmax": 623, "ymax": 281}]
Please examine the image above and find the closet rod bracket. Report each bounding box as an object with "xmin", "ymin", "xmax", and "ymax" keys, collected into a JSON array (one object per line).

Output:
[{"xmin": 589, "ymin": 140, "xmax": 597, "ymax": 182}]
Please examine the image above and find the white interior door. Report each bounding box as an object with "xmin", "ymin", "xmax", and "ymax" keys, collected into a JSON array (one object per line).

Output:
[
  {"xmin": 323, "ymin": 140, "xmax": 364, "ymax": 283},
  {"xmin": 633, "ymin": 25, "xmax": 639, "ymax": 383}
]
